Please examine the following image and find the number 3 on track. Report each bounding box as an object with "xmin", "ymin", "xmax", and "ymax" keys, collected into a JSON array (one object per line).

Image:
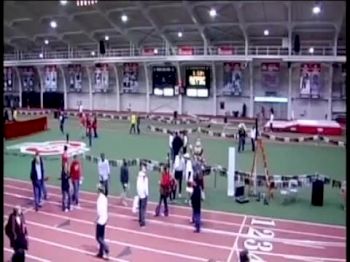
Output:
[{"xmin": 244, "ymin": 239, "xmax": 273, "ymax": 252}]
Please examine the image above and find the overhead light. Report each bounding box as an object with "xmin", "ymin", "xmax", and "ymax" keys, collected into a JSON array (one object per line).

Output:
[
  {"xmin": 154, "ymin": 48, "xmax": 158, "ymax": 54},
  {"xmin": 50, "ymin": 20, "xmax": 57, "ymax": 29},
  {"xmin": 39, "ymin": 53, "xmax": 43, "ymax": 58},
  {"xmin": 312, "ymin": 5, "xmax": 321, "ymax": 14},
  {"xmin": 105, "ymin": 35, "xmax": 109, "ymax": 41},
  {"xmin": 76, "ymin": 0, "xmax": 98, "ymax": 6},
  {"xmin": 178, "ymin": 32, "xmax": 183, "ymax": 38},
  {"xmin": 44, "ymin": 39, "xmax": 49, "ymax": 45},
  {"xmin": 209, "ymin": 8, "xmax": 217, "ymax": 17},
  {"xmin": 264, "ymin": 29, "xmax": 269, "ymax": 36},
  {"xmin": 121, "ymin": 14, "xmax": 128, "ymax": 22},
  {"xmin": 91, "ymin": 51, "xmax": 96, "ymax": 56},
  {"xmin": 309, "ymin": 47, "xmax": 314, "ymax": 54},
  {"xmin": 60, "ymin": 0, "xmax": 68, "ymax": 5}
]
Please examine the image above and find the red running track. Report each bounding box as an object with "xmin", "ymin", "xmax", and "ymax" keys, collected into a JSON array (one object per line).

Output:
[{"xmin": 3, "ymin": 178, "xmax": 346, "ymax": 262}]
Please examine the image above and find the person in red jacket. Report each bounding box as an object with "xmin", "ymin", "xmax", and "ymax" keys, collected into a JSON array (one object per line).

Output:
[
  {"xmin": 70, "ymin": 155, "xmax": 82, "ymax": 207},
  {"xmin": 155, "ymin": 165, "xmax": 171, "ymax": 217},
  {"xmin": 92, "ymin": 114, "xmax": 98, "ymax": 138}
]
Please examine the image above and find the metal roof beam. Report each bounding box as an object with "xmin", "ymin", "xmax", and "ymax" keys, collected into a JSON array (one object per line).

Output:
[{"xmin": 232, "ymin": 2, "xmax": 248, "ymax": 55}]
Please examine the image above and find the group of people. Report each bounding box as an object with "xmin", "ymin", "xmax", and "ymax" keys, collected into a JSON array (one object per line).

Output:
[{"xmin": 237, "ymin": 123, "xmax": 257, "ymax": 153}]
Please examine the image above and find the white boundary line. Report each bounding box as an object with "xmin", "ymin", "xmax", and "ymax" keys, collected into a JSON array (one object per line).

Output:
[
  {"xmin": 226, "ymin": 216, "xmax": 247, "ymax": 262},
  {"xmin": 4, "ymin": 178, "xmax": 346, "ymax": 230},
  {"xmin": 4, "ymin": 191, "xmax": 345, "ymax": 248},
  {"xmin": 3, "ymin": 213, "xmax": 207, "ymax": 262},
  {"xmin": 3, "ymin": 247, "xmax": 52, "ymax": 262},
  {"xmin": 4, "ymin": 184, "xmax": 346, "ymax": 242}
]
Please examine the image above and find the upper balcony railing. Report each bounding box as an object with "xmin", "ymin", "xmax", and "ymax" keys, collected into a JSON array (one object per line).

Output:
[{"xmin": 3, "ymin": 45, "xmax": 346, "ymax": 62}]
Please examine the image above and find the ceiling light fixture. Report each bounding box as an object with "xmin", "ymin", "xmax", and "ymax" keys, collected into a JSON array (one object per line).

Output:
[
  {"xmin": 44, "ymin": 39, "xmax": 49, "ymax": 45},
  {"xmin": 121, "ymin": 14, "xmax": 128, "ymax": 22},
  {"xmin": 312, "ymin": 5, "xmax": 321, "ymax": 14},
  {"xmin": 209, "ymin": 8, "xmax": 217, "ymax": 17},
  {"xmin": 50, "ymin": 20, "xmax": 57, "ymax": 28},
  {"xmin": 105, "ymin": 35, "xmax": 109, "ymax": 41},
  {"xmin": 60, "ymin": 0, "xmax": 68, "ymax": 5},
  {"xmin": 264, "ymin": 29, "xmax": 269, "ymax": 36},
  {"xmin": 309, "ymin": 47, "xmax": 314, "ymax": 54},
  {"xmin": 154, "ymin": 48, "xmax": 158, "ymax": 54},
  {"xmin": 178, "ymin": 32, "xmax": 183, "ymax": 38},
  {"xmin": 76, "ymin": 0, "xmax": 98, "ymax": 7},
  {"xmin": 39, "ymin": 53, "xmax": 43, "ymax": 58},
  {"xmin": 91, "ymin": 51, "xmax": 96, "ymax": 56}
]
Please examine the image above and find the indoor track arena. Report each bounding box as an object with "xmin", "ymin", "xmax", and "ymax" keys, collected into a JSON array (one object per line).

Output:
[{"xmin": 3, "ymin": 1, "xmax": 346, "ymax": 262}]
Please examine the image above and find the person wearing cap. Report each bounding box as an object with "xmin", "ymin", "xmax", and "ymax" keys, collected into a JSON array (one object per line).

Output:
[
  {"xmin": 120, "ymin": 159, "xmax": 129, "ymax": 206},
  {"xmin": 70, "ymin": 154, "xmax": 82, "ymax": 208},
  {"xmin": 30, "ymin": 152, "xmax": 46, "ymax": 211},
  {"xmin": 98, "ymin": 153, "xmax": 110, "ymax": 196},
  {"xmin": 5, "ymin": 206, "xmax": 28, "ymax": 262},
  {"xmin": 96, "ymin": 184, "xmax": 109, "ymax": 259},
  {"xmin": 137, "ymin": 164, "xmax": 149, "ymax": 227}
]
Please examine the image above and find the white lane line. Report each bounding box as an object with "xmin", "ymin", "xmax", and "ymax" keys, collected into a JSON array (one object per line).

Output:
[
  {"xmin": 4, "ymin": 247, "xmax": 52, "ymax": 262},
  {"xmin": 4, "ymin": 192, "xmax": 345, "ymax": 248},
  {"xmin": 4, "ymin": 184, "xmax": 346, "ymax": 242},
  {"xmin": 3, "ymin": 213, "xmax": 207, "ymax": 262},
  {"xmin": 226, "ymin": 216, "xmax": 247, "ymax": 262},
  {"xmin": 5, "ymin": 177, "xmax": 345, "ymax": 229}
]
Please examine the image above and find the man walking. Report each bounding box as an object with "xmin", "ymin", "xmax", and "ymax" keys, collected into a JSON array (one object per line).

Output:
[
  {"xmin": 96, "ymin": 184, "xmax": 109, "ymax": 259},
  {"xmin": 172, "ymin": 131, "xmax": 183, "ymax": 162},
  {"xmin": 238, "ymin": 124, "xmax": 246, "ymax": 153},
  {"xmin": 129, "ymin": 113, "xmax": 137, "ymax": 134},
  {"xmin": 137, "ymin": 164, "xmax": 149, "ymax": 227},
  {"xmin": 30, "ymin": 152, "xmax": 45, "ymax": 211},
  {"xmin": 98, "ymin": 153, "xmax": 110, "ymax": 196},
  {"xmin": 191, "ymin": 177, "xmax": 202, "ymax": 233},
  {"xmin": 250, "ymin": 125, "xmax": 257, "ymax": 152},
  {"xmin": 70, "ymin": 155, "xmax": 82, "ymax": 208},
  {"xmin": 173, "ymin": 152, "xmax": 185, "ymax": 198},
  {"xmin": 61, "ymin": 159, "xmax": 71, "ymax": 212}
]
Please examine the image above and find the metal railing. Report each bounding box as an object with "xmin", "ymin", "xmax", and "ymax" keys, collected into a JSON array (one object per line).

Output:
[{"xmin": 4, "ymin": 45, "xmax": 346, "ymax": 61}]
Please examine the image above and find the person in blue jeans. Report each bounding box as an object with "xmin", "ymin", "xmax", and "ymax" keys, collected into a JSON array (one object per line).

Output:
[
  {"xmin": 30, "ymin": 153, "xmax": 45, "ymax": 212},
  {"xmin": 191, "ymin": 177, "xmax": 202, "ymax": 233}
]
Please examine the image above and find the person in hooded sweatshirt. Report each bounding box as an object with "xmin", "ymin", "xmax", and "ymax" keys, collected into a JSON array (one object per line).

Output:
[{"xmin": 137, "ymin": 164, "xmax": 149, "ymax": 227}]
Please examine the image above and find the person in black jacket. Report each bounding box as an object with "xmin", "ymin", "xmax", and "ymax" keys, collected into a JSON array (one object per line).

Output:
[
  {"xmin": 61, "ymin": 159, "xmax": 71, "ymax": 212},
  {"xmin": 30, "ymin": 153, "xmax": 46, "ymax": 211},
  {"xmin": 172, "ymin": 131, "xmax": 183, "ymax": 162},
  {"xmin": 120, "ymin": 159, "xmax": 129, "ymax": 206},
  {"xmin": 5, "ymin": 206, "xmax": 28, "ymax": 262},
  {"xmin": 191, "ymin": 177, "xmax": 202, "ymax": 233},
  {"xmin": 237, "ymin": 124, "xmax": 246, "ymax": 153}
]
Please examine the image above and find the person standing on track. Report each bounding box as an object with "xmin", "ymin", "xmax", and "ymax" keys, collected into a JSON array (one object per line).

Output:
[
  {"xmin": 137, "ymin": 163, "xmax": 149, "ymax": 227},
  {"xmin": 30, "ymin": 152, "xmax": 46, "ymax": 211},
  {"xmin": 191, "ymin": 176, "xmax": 202, "ymax": 233},
  {"xmin": 155, "ymin": 165, "xmax": 171, "ymax": 217},
  {"xmin": 61, "ymin": 157, "xmax": 71, "ymax": 212},
  {"xmin": 98, "ymin": 153, "xmax": 110, "ymax": 196},
  {"xmin": 96, "ymin": 184, "xmax": 109, "ymax": 259},
  {"xmin": 184, "ymin": 153, "xmax": 194, "ymax": 205},
  {"xmin": 120, "ymin": 159, "xmax": 129, "ymax": 206},
  {"xmin": 173, "ymin": 152, "xmax": 185, "ymax": 198},
  {"xmin": 5, "ymin": 206, "xmax": 28, "ymax": 262},
  {"xmin": 129, "ymin": 113, "xmax": 137, "ymax": 134},
  {"xmin": 70, "ymin": 154, "xmax": 82, "ymax": 208}
]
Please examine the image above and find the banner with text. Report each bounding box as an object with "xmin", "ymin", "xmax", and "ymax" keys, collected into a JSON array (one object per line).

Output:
[
  {"xmin": 94, "ymin": 64, "xmax": 109, "ymax": 92},
  {"xmin": 68, "ymin": 65, "xmax": 82, "ymax": 92},
  {"xmin": 44, "ymin": 65, "xmax": 58, "ymax": 92},
  {"xmin": 261, "ymin": 63, "xmax": 280, "ymax": 92},
  {"xmin": 4, "ymin": 67, "xmax": 14, "ymax": 92},
  {"xmin": 300, "ymin": 63, "xmax": 321, "ymax": 97},
  {"xmin": 222, "ymin": 62, "xmax": 244, "ymax": 96},
  {"xmin": 123, "ymin": 63, "xmax": 139, "ymax": 93},
  {"xmin": 21, "ymin": 67, "xmax": 36, "ymax": 92}
]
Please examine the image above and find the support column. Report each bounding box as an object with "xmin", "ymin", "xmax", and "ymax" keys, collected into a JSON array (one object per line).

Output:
[
  {"xmin": 112, "ymin": 64, "xmax": 120, "ymax": 111},
  {"xmin": 86, "ymin": 65, "xmax": 93, "ymax": 111},
  {"xmin": 249, "ymin": 62, "xmax": 254, "ymax": 117},
  {"xmin": 36, "ymin": 66, "xmax": 44, "ymax": 109},
  {"xmin": 212, "ymin": 61, "xmax": 217, "ymax": 116},
  {"xmin": 144, "ymin": 63, "xmax": 150, "ymax": 113},
  {"xmin": 176, "ymin": 62, "xmax": 182, "ymax": 115},
  {"xmin": 327, "ymin": 64, "xmax": 333, "ymax": 120},
  {"xmin": 287, "ymin": 64, "xmax": 292, "ymax": 119}
]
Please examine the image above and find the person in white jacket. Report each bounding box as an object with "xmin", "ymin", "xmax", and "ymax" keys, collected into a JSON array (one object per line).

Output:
[
  {"xmin": 184, "ymin": 153, "xmax": 194, "ymax": 205},
  {"xmin": 137, "ymin": 164, "xmax": 149, "ymax": 227},
  {"xmin": 96, "ymin": 184, "xmax": 109, "ymax": 259},
  {"xmin": 173, "ymin": 152, "xmax": 185, "ymax": 198}
]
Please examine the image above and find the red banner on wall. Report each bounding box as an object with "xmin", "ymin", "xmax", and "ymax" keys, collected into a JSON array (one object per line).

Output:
[{"xmin": 178, "ymin": 46, "xmax": 193, "ymax": 55}]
